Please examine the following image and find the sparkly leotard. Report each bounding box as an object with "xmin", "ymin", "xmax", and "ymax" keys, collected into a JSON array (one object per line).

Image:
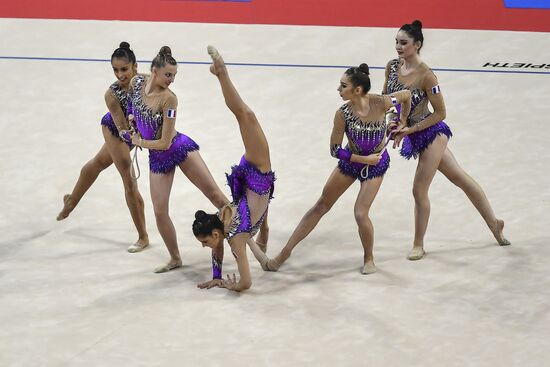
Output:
[
  {"xmin": 335, "ymin": 100, "xmax": 390, "ymax": 181},
  {"xmin": 225, "ymin": 156, "xmax": 275, "ymax": 240},
  {"xmin": 386, "ymin": 59, "xmax": 452, "ymax": 159},
  {"xmin": 100, "ymin": 81, "xmax": 132, "ymax": 146},
  {"xmin": 128, "ymin": 75, "xmax": 199, "ymax": 173}
]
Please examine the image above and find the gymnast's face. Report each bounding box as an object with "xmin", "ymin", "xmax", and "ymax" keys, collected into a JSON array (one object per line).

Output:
[
  {"xmin": 153, "ymin": 64, "xmax": 178, "ymax": 89},
  {"xmin": 196, "ymin": 231, "xmax": 222, "ymax": 249},
  {"xmin": 395, "ymin": 30, "xmax": 421, "ymax": 58},
  {"xmin": 111, "ymin": 58, "xmax": 137, "ymax": 88},
  {"xmin": 338, "ymin": 74, "xmax": 354, "ymax": 100}
]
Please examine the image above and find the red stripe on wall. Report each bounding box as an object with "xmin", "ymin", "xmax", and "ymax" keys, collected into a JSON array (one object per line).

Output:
[{"xmin": 1, "ymin": 0, "xmax": 549, "ymax": 32}]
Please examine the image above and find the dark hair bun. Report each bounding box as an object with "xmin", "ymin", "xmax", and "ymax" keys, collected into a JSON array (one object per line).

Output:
[
  {"xmin": 119, "ymin": 41, "xmax": 131, "ymax": 49},
  {"xmin": 195, "ymin": 210, "xmax": 207, "ymax": 220},
  {"xmin": 358, "ymin": 63, "xmax": 370, "ymax": 76},
  {"xmin": 412, "ymin": 20, "xmax": 423, "ymax": 29},
  {"xmin": 192, "ymin": 210, "xmax": 224, "ymax": 236},
  {"xmin": 159, "ymin": 46, "xmax": 172, "ymax": 56}
]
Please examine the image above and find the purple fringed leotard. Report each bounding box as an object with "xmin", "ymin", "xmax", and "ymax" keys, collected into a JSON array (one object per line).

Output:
[
  {"xmin": 386, "ymin": 59, "xmax": 452, "ymax": 159},
  {"xmin": 225, "ymin": 156, "xmax": 275, "ymax": 239},
  {"xmin": 334, "ymin": 103, "xmax": 390, "ymax": 181},
  {"xmin": 100, "ymin": 81, "xmax": 132, "ymax": 147},
  {"xmin": 128, "ymin": 75, "xmax": 199, "ymax": 174}
]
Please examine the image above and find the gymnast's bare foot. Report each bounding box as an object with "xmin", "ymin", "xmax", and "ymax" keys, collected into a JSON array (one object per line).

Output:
[
  {"xmin": 492, "ymin": 219, "xmax": 511, "ymax": 246},
  {"xmin": 207, "ymin": 45, "xmax": 227, "ymax": 76},
  {"xmin": 154, "ymin": 259, "xmax": 182, "ymax": 273},
  {"xmin": 56, "ymin": 194, "xmax": 73, "ymax": 221}
]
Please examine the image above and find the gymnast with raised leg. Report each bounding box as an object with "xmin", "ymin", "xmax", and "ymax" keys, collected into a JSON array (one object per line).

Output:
[
  {"xmin": 263, "ymin": 64, "xmax": 412, "ymax": 274},
  {"xmin": 57, "ymin": 42, "xmax": 149, "ymax": 253},
  {"xmin": 191, "ymin": 46, "xmax": 275, "ymax": 292},
  {"xmin": 383, "ymin": 20, "xmax": 510, "ymax": 260},
  {"xmin": 127, "ymin": 46, "xmax": 230, "ymax": 273}
]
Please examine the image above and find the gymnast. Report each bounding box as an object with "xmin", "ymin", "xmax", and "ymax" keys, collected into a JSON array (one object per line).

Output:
[{"xmin": 383, "ymin": 20, "xmax": 510, "ymax": 260}]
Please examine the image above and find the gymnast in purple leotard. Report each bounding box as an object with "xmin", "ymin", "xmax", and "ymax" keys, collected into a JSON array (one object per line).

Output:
[
  {"xmin": 191, "ymin": 46, "xmax": 275, "ymax": 292},
  {"xmin": 265, "ymin": 63, "xmax": 412, "ymax": 275},
  {"xmin": 57, "ymin": 42, "xmax": 150, "ymax": 253},
  {"xmin": 382, "ymin": 20, "xmax": 510, "ymax": 261},
  {"xmin": 128, "ymin": 46, "xmax": 229, "ymax": 273}
]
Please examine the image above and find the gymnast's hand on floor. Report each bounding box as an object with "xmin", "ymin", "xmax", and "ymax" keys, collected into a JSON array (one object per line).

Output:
[
  {"xmin": 221, "ymin": 273, "xmax": 239, "ymax": 291},
  {"xmin": 197, "ymin": 278, "xmax": 223, "ymax": 289}
]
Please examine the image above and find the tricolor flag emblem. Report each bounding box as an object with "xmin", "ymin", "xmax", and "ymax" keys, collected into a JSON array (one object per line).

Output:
[
  {"xmin": 431, "ymin": 85, "xmax": 441, "ymax": 94},
  {"xmin": 167, "ymin": 109, "xmax": 177, "ymax": 118}
]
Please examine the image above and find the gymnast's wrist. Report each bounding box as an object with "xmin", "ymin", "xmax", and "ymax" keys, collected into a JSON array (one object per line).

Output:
[
  {"xmin": 212, "ymin": 257, "xmax": 222, "ymax": 279},
  {"xmin": 331, "ymin": 144, "xmax": 351, "ymax": 161}
]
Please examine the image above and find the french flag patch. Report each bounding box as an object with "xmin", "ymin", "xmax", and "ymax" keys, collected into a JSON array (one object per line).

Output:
[
  {"xmin": 166, "ymin": 109, "xmax": 177, "ymax": 118},
  {"xmin": 431, "ymin": 85, "xmax": 441, "ymax": 94}
]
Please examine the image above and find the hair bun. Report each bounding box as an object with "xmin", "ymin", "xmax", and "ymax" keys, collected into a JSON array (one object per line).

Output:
[
  {"xmin": 119, "ymin": 41, "xmax": 131, "ymax": 49},
  {"xmin": 159, "ymin": 46, "xmax": 172, "ymax": 56},
  {"xmin": 358, "ymin": 63, "xmax": 370, "ymax": 76},
  {"xmin": 411, "ymin": 20, "xmax": 423, "ymax": 30},
  {"xmin": 195, "ymin": 210, "xmax": 207, "ymax": 220}
]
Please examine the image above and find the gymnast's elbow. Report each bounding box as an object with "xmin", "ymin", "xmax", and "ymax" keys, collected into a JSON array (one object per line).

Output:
[
  {"xmin": 157, "ymin": 139, "xmax": 172, "ymax": 151},
  {"xmin": 240, "ymin": 279, "xmax": 252, "ymax": 291}
]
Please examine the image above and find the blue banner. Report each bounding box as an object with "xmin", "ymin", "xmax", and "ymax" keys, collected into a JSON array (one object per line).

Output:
[{"xmin": 504, "ymin": 0, "xmax": 550, "ymax": 9}]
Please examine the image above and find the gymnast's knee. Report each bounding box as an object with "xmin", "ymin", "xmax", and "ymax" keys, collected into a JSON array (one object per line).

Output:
[
  {"xmin": 446, "ymin": 170, "xmax": 469, "ymax": 189},
  {"xmin": 152, "ymin": 202, "xmax": 169, "ymax": 219},
  {"xmin": 312, "ymin": 197, "xmax": 333, "ymax": 216},
  {"xmin": 354, "ymin": 209, "xmax": 371, "ymax": 224},
  {"xmin": 412, "ymin": 184, "xmax": 429, "ymax": 203},
  {"xmin": 81, "ymin": 160, "xmax": 102, "ymax": 177},
  {"xmin": 235, "ymin": 107, "xmax": 255, "ymax": 123},
  {"xmin": 122, "ymin": 179, "xmax": 138, "ymax": 195}
]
